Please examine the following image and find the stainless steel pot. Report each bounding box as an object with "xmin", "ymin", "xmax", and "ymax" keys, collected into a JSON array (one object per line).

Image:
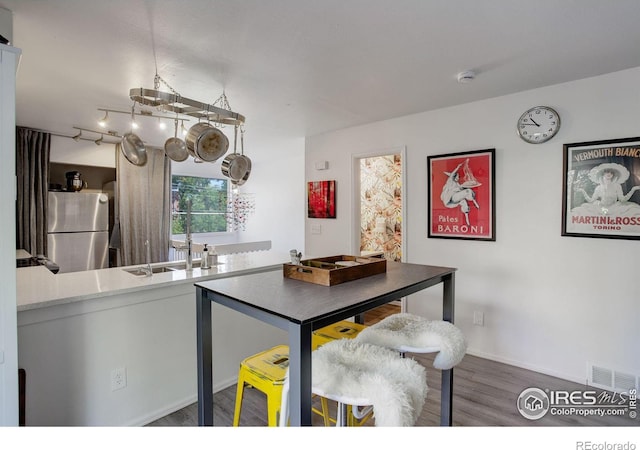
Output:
[
  {"xmin": 185, "ymin": 123, "xmax": 229, "ymax": 162},
  {"xmin": 222, "ymin": 126, "xmax": 252, "ymax": 184},
  {"xmin": 223, "ymin": 153, "xmax": 252, "ymax": 181},
  {"xmin": 164, "ymin": 120, "xmax": 188, "ymax": 162},
  {"xmin": 121, "ymin": 133, "xmax": 147, "ymax": 166}
]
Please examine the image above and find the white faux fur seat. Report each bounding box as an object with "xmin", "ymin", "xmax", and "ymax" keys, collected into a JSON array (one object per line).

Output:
[
  {"xmin": 280, "ymin": 339, "xmax": 428, "ymax": 427},
  {"xmin": 355, "ymin": 313, "xmax": 467, "ymax": 370}
]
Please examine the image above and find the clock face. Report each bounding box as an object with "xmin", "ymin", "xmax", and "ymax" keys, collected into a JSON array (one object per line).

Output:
[{"xmin": 517, "ymin": 106, "xmax": 560, "ymax": 143}]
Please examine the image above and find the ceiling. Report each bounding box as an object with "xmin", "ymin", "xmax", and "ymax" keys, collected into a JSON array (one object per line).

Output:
[{"xmin": 3, "ymin": 0, "xmax": 640, "ymax": 149}]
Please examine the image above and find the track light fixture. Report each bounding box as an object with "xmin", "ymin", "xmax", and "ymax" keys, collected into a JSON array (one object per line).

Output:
[
  {"xmin": 98, "ymin": 111, "xmax": 109, "ymax": 128},
  {"xmin": 71, "ymin": 126, "xmax": 121, "ymax": 144},
  {"xmin": 96, "ymin": 107, "xmax": 189, "ymax": 133}
]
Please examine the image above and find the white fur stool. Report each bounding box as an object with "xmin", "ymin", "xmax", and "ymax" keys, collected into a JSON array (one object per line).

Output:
[
  {"xmin": 280, "ymin": 339, "xmax": 428, "ymax": 426},
  {"xmin": 355, "ymin": 313, "xmax": 467, "ymax": 370}
]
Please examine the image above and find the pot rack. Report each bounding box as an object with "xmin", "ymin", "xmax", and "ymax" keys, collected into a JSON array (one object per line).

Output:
[{"xmin": 129, "ymin": 88, "xmax": 245, "ymax": 126}]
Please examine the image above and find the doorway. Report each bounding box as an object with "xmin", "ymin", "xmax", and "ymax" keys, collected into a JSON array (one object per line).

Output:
[{"xmin": 351, "ymin": 147, "xmax": 407, "ymax": 316}]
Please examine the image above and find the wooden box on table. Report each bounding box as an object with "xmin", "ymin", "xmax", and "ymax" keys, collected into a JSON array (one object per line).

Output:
[{"xmin": 283, "ymin": 255, "xmax": 386, "ymax": 286}]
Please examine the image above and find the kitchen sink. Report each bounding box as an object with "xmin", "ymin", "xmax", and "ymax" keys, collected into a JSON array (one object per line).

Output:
[
  {"xmin": 122, "ymin": 260, "xmax": 222, "ymax": 276},
  {"xmin": 123, "ymin": 266, "xmax": 179, "ymax": 276}
]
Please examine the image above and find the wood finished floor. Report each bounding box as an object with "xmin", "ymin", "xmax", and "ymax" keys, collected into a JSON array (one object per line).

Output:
[{"xmin": 147, "ymin": 304, "xmax": 637, "ymax": 427}]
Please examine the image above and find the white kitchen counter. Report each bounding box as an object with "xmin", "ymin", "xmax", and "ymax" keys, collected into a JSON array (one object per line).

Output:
[
  {"xmin": 16, "ymin": 249, "xmax": 31, "ymax": 259},
  {"xmin": 17, "ymin": 251, "xmax": 290, "ymax": 312}
]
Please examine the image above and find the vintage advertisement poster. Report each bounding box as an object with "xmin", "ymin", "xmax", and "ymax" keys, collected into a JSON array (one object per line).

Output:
[
  {"xmin": 428, "ymin": 149, "xmax": 495, "ymax": 240},
  {"xmin": 562, "ymin": 137, "xmax": 640, "ymax": 240}
]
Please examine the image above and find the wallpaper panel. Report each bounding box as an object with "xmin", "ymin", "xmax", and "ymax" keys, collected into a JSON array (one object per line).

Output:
[{"xmin": 360, "ymin": 154, "xmax": 402, "ymax": 261}]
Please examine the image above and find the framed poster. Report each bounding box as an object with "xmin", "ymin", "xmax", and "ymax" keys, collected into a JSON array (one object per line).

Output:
[
  {"xmin": 308, "ymin": 180, "xmax": 336, "ymax": 218},
  {"xmin": 428, "ymin": 148, "xmax": 495, "ymax": 240},
  {"xmin": 562, "ymin": 137, "xmax": 640, "ymax": 240}
]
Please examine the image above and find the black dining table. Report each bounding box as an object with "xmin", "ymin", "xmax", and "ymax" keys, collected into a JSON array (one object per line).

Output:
[{"xmin": 195, "ymin": 260, "xmax": 457, "ymax": 426}]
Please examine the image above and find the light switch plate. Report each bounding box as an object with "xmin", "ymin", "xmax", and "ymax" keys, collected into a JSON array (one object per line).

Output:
[{"xmin": 311, "ymin": 224, "xmax": 321, "ymax": 235}]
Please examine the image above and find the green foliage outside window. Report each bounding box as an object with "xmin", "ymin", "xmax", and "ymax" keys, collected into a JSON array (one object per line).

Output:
[{"xmin": 171, "ymin": 175, "xmax": 229, "ymax": 234}]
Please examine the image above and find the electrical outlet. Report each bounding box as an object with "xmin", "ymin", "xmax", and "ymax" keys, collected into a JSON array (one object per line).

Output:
[
  {"xmin": 111, "ymin": 367, "xmax": 127, "ymax": 391},
  {"xmin": 473, "ymin": 311, "xmax": 484, "ymax": 326}
]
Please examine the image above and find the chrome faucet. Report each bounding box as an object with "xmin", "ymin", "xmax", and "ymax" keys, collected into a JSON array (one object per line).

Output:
[
  {"xmin": 174, "ymin": 199, "xmax": 193, "ymax": 270},
  {"xmin": 184, "ymin": 199, "xmax": 193, "ymax": 271},
  {"xmin": 141, "ymin": 239, "xmax": 152, "ymax": 276}
]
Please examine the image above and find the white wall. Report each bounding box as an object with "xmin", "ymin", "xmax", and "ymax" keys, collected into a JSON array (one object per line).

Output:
[
  {"xmin": 0, "ymin": 44, "xmax": 20, "ymax": 427},
  {"xmin": 305, "ymin": 67, "xmax": 640, "ymax": 384},
  {"xmin": 234, "ymin": 136, "xmax": 306, "ymax": 253},
  {"xmin": 49, "ymin": 136, "xmax": 116, "ymax": 167}
]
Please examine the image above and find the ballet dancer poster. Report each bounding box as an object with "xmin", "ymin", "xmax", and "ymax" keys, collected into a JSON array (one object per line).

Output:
[
  {"xmin": 562, "ymin": 136, "xmax": 640, "ymax": 240},
  {"xmin": 428, "ymin": 148, "xmax": 495, "ymax": 241}
]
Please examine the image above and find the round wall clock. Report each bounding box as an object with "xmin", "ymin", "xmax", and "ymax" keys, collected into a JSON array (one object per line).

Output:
[{"xmin": 517, "ymin": 106, "xmax": 561, "ymax": 144}]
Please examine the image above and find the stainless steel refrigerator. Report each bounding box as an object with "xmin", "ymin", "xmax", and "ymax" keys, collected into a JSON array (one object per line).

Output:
[{"xmin": 47, "ymin": 191, "xmax": 109, "ymax": 273}]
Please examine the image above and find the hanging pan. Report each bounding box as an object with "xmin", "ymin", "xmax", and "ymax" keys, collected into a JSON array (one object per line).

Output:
[
  {"xmin": 222, "ymin": 126, "xmax": 252, "ymax": 185},
  {"xmin": 121, "ymin": 105, "xmax": 147, "ymax": 166},
  {"xmin": 186, "ymin": 122, "xmax": 229, "ymax": 162},
  {"xmin": 121, "ymin": 132, "xmax": 147, "ymax": 166},
  {"xmin": 164, "ymin": 119, "xmax": 188, "ymax": 162}
]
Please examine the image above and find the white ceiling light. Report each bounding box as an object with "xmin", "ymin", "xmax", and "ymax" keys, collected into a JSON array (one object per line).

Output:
[
  {"xmin": 457, "ymin": 70, "xmax": 476, "ymax": 83},
  {"xmin": 98, "ymin": 111, "xmax": 109, "ymax": 128}
]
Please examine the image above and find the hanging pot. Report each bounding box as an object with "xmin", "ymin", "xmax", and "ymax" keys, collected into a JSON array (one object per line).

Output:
[
  {"xmin": 185, "ymin": 122, "xmax": 229, "ymax": 162},
  {"xmin": 121, "ymin": 133, "xmax": 147, "ymax": 166},
  {"xmin": 222, "ymin": 126, "xmax": 252, "ymax": 184},
  {"xmin": 164, "ymin": 120, "xmax": 188, "ymax": 162}
]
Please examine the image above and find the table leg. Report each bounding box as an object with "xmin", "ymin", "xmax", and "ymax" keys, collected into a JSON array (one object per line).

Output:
[
  {"xmin": 196, "ymin": 288, "xmax": 213, "ymax": 426},
  {"xmin": 441, "ymin": 272, "xmax": 455, "ymax": 426},
  {"xmin": 287, "ymin": 322, "xmax": 313, "ymax": 426}
]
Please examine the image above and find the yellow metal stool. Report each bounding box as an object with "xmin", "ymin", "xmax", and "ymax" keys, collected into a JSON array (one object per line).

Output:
[
  {"xmin": 312, "ymin": 320, "xmax": 372, "ymax": 426},
  {"xmin": 233, "ymin": 344, "xmax": 289, "ymax": 427},
  {"xmin": 312, "ymin": 320, "xmax": 368, "ymax": 349}
]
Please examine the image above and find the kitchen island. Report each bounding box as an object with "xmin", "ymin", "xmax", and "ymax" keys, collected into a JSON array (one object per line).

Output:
[{"xmin": 17, "ymin": 251, "xmax": 290, "ymax": 426}]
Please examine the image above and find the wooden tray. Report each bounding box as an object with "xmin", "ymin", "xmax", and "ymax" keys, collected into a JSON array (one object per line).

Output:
[{"xmin": 283, "ymin": 255, "xmax": 386, "ymax": 286}]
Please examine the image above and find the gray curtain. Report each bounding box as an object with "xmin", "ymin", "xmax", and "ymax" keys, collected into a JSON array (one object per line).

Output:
[
  {"xmin": 116, "ymin": 144, "xmax": 171, "ymax": 266},
  {"xmin": 16, "ymin": 127, "xmax": 50, "ymax": 256}
]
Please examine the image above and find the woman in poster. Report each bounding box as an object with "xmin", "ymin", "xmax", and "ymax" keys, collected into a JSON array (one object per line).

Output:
[
  {"xmin": 440, "ymin": 160, "xmax": 480, "ymax": 226},
  {"xmin": 574, "ymin": 162, "xmax": 640, "ymax": 216}
]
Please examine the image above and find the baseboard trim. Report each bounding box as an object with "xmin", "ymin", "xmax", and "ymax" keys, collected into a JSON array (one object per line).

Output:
[
  {"xmin": 465, "ymin": 347, "xmax": 586, "ymax": 386},
  {"xmin": 134, "ymin": 376, "xmax": 238, "ymax": 426}
]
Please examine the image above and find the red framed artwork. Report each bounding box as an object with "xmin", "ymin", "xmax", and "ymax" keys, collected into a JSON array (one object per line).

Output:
[
  {"xmin": 427, "ymin": 149, "xmax": 496, "ymax": 240},
  {"xmin": 308, "ymin": 180, "xmax": 336, "ymax": 219}
]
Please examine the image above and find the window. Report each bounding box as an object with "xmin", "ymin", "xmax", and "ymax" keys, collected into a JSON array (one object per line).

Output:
[{"xmin": 171, "ymin": 175, "xmax": 229, "ymax": 234}]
